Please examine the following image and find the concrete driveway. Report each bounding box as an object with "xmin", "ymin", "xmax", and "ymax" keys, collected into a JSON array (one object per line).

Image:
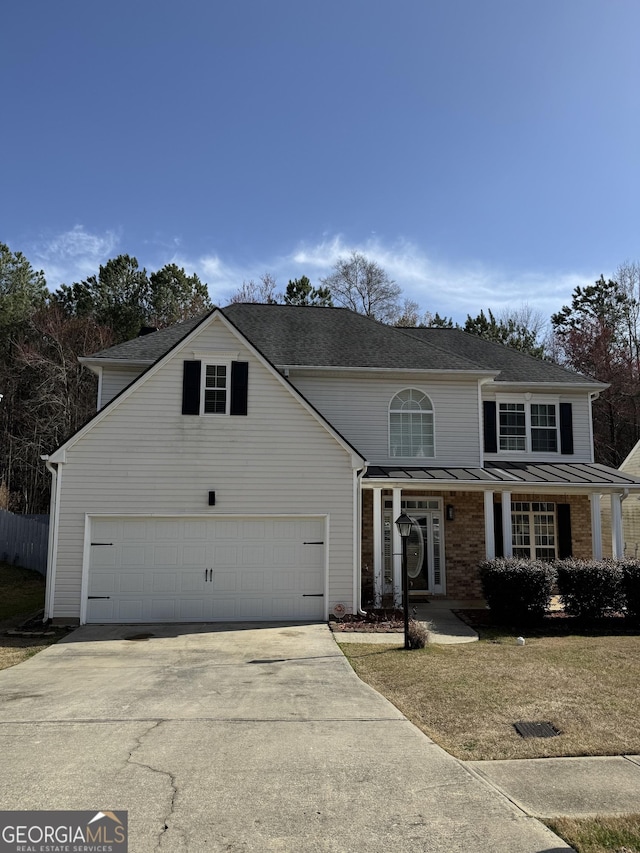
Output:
[{"xmin": 0, "ymin": 623, "xmax": 569, "ymax": 852}]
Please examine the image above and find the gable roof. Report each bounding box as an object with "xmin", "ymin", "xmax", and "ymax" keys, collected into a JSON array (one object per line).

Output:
[
  {"xmin": 51, "ymin": 308, "xmax": 365, "ymax": 466},
  {"xmin": 88, "ymin": 305, "xmax": 485, "ymax": 372},
  {"xmin": 84, "ymin": 303, "xmax": 603, "ymax": 386}
]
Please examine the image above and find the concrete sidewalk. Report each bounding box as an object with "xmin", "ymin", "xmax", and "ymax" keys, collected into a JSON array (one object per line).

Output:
[
  {"xmin": 334, "ymin": 603, "xmax": 479, "ymax": 644},
  {"xmin": 468, "ymin": 755, "xmax": 640, "ymax": 818}
]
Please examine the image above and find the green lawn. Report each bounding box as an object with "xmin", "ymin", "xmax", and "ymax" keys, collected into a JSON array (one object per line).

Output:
[
  {"xmin": 545, "ymin": 815, "xmax": 640, "ymax": 853},
  {"xmin": 341, "ymin": 631, "xmax": 640, "ymax": 761},
  {"xmin": 0, "ymin": 561, "xmax": 55, "ymax": 670},
  {"xmin": 0, "ymin": 561, "xmax": 46, "ymax": 620}
]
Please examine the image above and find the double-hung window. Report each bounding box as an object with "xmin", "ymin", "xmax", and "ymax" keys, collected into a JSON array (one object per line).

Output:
[
  {"xmin": 498, "ymin": 397, "xmax": 559, "ymax": 453},
  {"xmin": 511, "ymin": 502, "xmax": 556, "ymax": 560},
  {"xmin": 530, "ymin": 403, "xmax": 557, "ymax": 452},
  {"xmin": 203, "ymin": 364, "xmax": 227, "ymax": 414},
  {"xmin": 389, "ymin": 389, "xmax": 435, "ymax": 458}
]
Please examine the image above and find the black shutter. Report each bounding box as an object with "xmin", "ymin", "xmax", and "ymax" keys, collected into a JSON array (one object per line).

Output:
[
  {"xmin": 182, "ymin": 361, "xmax": 201, "ymax": 415},
  {"xmin": 484, "ymin": 401, "xmax": 498, "ymax": 453},
  {"xmin": 230, "ymin": 361, "xmax": 249, "ymax": 416},
  {"xmin": 557, "ymin": 503, "xmax": 572, "ymax": 558},
  {"xmin": 559, "ymin": 403, "xmax": 574, "ymax": 454},
  {"xmin": 493, "ymin": 502, "xmax": 504, "ymax": 558}
]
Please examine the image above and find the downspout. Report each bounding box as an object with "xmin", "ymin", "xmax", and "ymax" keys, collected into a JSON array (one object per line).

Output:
[
  {"xmin": 588, "ymin": 391, "xmax": 600, "ymax": 464},
  {"xmin": 354, "ymin": 463, "xmax": 368, "ymax": 616},
  {"xmin": 42, "ymin": 457, "xmax": 63, "ymax": 622}
]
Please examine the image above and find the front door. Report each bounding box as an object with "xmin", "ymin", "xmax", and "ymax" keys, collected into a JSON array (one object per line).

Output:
[{"xmin": 383, "ymin": 498, "xmax": 444, "ymax": 595}]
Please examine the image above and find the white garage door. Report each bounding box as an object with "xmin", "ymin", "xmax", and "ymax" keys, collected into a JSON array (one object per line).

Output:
[{"xmin": 86, "ymin": 516, "xmax": 326, "ymax": 623}]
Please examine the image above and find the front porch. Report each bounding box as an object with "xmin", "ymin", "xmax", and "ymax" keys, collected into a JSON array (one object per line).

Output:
[{"xmin": 361, "ymin": 461, "xmax": 640, "ymax": 608}]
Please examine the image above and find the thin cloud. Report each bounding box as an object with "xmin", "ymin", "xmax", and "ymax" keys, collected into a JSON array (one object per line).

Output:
[
  {"xmin": 288, "ymin": 236, "xmax": 596, "ymax": 323},
  {"xmin": 27, "ymin": 226, "xmax": 598, "ymax": 323},
  {"xmin": 31, "ymin": 226, "xmax": 120, "ymax": 289}
]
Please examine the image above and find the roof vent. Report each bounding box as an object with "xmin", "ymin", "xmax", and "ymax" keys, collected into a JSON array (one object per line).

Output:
[{"xmin": 137, "ymin": 326, "xmax": 158, "ymax": 337}]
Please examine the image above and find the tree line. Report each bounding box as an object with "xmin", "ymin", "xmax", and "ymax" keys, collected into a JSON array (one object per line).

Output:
[{"xmin": 1, "ymin": 242, "xmax": 638, "ymax": 514}]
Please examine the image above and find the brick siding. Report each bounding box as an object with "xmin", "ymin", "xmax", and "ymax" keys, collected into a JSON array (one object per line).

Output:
[{"xmin": 361, "ymin": 490, "xmax": 594, "ymax": 603}]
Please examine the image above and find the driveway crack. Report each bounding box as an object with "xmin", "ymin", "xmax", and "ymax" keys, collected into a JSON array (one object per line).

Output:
[{"xmin": 126, "ymin": 720, "xmax": 180, "ymax": 851}]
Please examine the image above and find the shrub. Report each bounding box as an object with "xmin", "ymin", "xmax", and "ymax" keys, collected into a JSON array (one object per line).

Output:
[
  {"xmin": 620, "ymin": 559, "xmax": 640, "ymax": 623},
  {"xmin": 407, "ymin": 618, "xmax": 429, "ymax": 649},
  {"xmin": 555, "ymin": 558, "xmax": 625, "ymax": 622},
  {"xmin": 478, "ymin": 558, "xmax": 555, "ymax": 625}
]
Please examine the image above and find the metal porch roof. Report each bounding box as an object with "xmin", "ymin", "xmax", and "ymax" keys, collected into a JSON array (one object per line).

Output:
[{"xmin": 363, "ymin": 462, "xmax": 640, "ymax": 489}]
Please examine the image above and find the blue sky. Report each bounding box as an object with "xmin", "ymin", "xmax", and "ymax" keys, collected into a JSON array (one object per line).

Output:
[{"xmin": 2, "ymin": 0, "xmax": 639, "ymax": 324}]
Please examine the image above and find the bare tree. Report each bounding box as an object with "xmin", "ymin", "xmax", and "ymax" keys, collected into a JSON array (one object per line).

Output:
[
  {"xmin": 394, "ymin": 298, "xmax": 422, "ymax": 327},
  {"xmin": 320, "ymin": 252, "xmax": 401, "ymax": 322},
  {"xmin": 498, "ymin": 303, "xmax": 551, "ymax": 357},
  {"xmin": 228, "ymin": 273, "xmax": 279, "ymax": 304}
]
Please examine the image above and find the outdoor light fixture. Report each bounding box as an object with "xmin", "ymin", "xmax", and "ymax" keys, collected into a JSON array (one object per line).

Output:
[
  {"xmin": 446, "ymin": 504, "xmax": 455, "ymax": 521},
  {"xmin": 395, "ymin": 512, "xmax": 414, "ymax": 649}
]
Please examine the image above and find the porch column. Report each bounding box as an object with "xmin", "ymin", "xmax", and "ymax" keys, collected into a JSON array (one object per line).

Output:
[
  {"xmin": 484, "ymin": 491, "xmax": 495, "ymax": 560},
  {"xmin": 611, "ymin": 493, "xmax": 624, "ymax": 559},
  {"xmin": 590, "ymin": 493, "xmax": 603, "ymax": 560},
  {"xmin": 372, "ymin": 488, "xmax": 383, "ymax": 607},
  {"xmin": 501, "ymin": 491, "xmax": 513, "ymax": 558},
  {"xmin": 392, "ymin": 487, "xmax": 402, "ymax": 607}
]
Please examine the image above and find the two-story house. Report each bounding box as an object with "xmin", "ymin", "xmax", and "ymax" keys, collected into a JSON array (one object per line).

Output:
[{"xmin": 43, "ymin": 304, "xmax": 640, "ymax": 624}]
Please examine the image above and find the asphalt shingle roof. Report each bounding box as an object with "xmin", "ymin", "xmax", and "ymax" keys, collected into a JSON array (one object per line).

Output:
[
  {"xmin": 399, "ymin": 326, "xmax": 599, "ymax": 385},
  {"xmin": 86, "ymin": 303, "xmax": 601, "ymax": 385}
]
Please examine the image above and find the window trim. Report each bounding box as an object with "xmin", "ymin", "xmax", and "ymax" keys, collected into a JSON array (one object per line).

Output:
[
  {"xmin": 201, "ymin": 360, "xmax": 231, "ymax": 416},
  {"xmin": 388, "ymin": 388, "xmax": 436, "ymax": 459},
  {"xmin": 496, "ymin": 394, "xmax": 560, "ymax": 454},
  {"xmin": 510, "ymin": 501, "xmax": 557, "ymax": 561}
]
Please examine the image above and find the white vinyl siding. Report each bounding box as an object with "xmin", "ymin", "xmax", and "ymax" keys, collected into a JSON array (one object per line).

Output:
[
  {"xmin": 289, "ymin": 371, "xmax": 481, "ymax": 466},
  {"xmin": 51, "ymin": 317, "xmax": 356, "ymax": 621},
  {"xmin": 100, "ymin": 366, "xmax": 148, "ymax": 408},
  {"xmin": 484, "ymin": 390, "xmax": 593, "ymax": 462}
]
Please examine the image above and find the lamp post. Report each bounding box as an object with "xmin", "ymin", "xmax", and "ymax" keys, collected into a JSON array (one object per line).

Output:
[{"xmin": 395, "ymin": 512, "xmax": 413, "ymax": 650}]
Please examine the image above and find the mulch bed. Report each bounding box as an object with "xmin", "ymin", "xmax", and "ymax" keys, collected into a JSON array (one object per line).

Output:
[
  {"xmin": 2, "ymin": 610, "xmax": 71, "ymax": 639},
  {"xmin": 329, "ymin": 609, "xmax": 405, "ymax": 633},
  {"xmin": 454, "ymin": 608, "xmax": 640, "ymax": 635}
]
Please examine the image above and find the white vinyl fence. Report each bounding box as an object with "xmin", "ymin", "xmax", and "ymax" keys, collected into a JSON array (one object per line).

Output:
[{"xmin": 0, "ymin": 509, "xmax": 49, "ymax": 575}]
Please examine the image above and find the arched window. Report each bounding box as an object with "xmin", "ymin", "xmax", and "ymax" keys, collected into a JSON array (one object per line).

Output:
[{"xmin": 389, "ymin": 389, "xmax": 434, "ymax": 458}]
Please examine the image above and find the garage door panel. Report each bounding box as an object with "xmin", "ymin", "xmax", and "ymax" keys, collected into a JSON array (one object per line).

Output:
[
  {"xmin": 183, "ymin": 544, "xmax": 207, "ymax": 564},
  {"xmin": 121, "ymin": 545, "xmax": 146, "ymax": 566},
  {"xmin": 241, "ymin": 521, "xmax": 266, "ymax": 540},
  {"xmin": 180, "ymin": 571, "xmax": 206, "ymax": 593},
  {"xmin": 119, "ymin": 572, "xmax": 145, "ymax": 594},
  {"xmin": 213, "ymin": 545, "xmax": 238, "ymax": 565},
  {"xmin": 177, "ymin": 598, "xmax": 207, "ymax": 620},
  {"xmin": 91, "ymin": 571, "xmax": 117, "ymax": 595},
  {"xmin": 240, "ymin": 544, "xmax": 267, "ymax": 566},
  {"xmin": 87, "ymin": 516, "xmax": 326, "ymax": 623},
  {"xmin": 156, "ymin": 521, "xmax": 182, "ymax": 540},
  {"xmin": 91, "ymin": 546, "xmax": 117, "ymax": 569},
  {"xmin": 212, "ymin": 598, "xmax": 237, "ymax": 619},
  {"xmin": 119, "ymin": 600, "xmax": 144, "ymax": 621},
  {"xmin": 150, "ymin": 572, "xmax": 177, "ymax": 593},
  {"xmin": 153, "ymin": 545, "xmax": 179, "ymax": 567},
  {"xmin": 238, "ymin": 598, "xmax": 265, "ymax": 619},
  {"xmin": 212, "ymin": 571, "xmax": 238, "ymax": 592},
  {"xmin": 240, "ymin": 572, "xmax": 266, "ymax": 592}
]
